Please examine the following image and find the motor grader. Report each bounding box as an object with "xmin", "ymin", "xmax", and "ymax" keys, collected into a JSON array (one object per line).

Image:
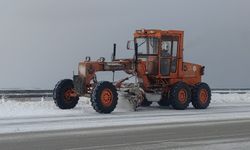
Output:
[{"xmin": 53, "ymin": 29, "xmax": 211, "ymax": 113}]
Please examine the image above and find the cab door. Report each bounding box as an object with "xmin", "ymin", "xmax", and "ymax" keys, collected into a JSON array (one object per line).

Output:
[
  {"xmin": 136, "ymin": 37, "xmax": 159, "ymax": 75},
  {"xmin": 160, "ymin": 36, "xmax": 178, "ymax": 76}
]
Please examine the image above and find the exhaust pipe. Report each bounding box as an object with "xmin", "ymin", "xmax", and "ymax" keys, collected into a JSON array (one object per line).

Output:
[{"xmin": 112, "ymin": 43, "xmax": 116, "ymax": 61}]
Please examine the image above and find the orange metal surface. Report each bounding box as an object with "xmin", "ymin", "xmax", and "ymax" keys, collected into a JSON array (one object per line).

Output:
[
  {"xmin": 76, "ymin": 29, "xmax": 204, "ymax": 95},
  {"xmin": 199, "ymin": 89, "xmax": 208, "ymax": 104},
  {"xmin": 100, "ymin": 88, "xmax": 113, "ymax": 107},
  {"xmin": 178, "ymin": 89, "xmax": 187, "ymax": 104},
  {"xmin": 134, "ymin": 29, "xmax": 202, "ymax": 91}
]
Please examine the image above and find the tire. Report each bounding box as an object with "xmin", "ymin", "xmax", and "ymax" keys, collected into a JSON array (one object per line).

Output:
[
  {"xmin": 158, "ymin": 92, "xmax": 171, "ymax": 107},
  {"xmin": 91, "ymin": 81, "xmax": 118, "ymax": 114},
  {"xmin": 170, "ymin": 82, "xmax": 191, "ymax": 110},
  {"xmin": 192, "ymin": 82, "xmax": 211, "ymax": 109},
  {"xmin": 53, "ymin": 79, "xmax": 79, "ymax": 109},
  {"xmin": 140, "ymin": 96, "xmax": 152, "ymax": 107}
]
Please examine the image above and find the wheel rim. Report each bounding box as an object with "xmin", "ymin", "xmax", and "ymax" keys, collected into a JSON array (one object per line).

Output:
[
  {"xmin": 178, "ymin": 89, "xmax": 187, "ymax": 104},
  {"xmin": 199, "ymin": 89, "xmax": 208, "ymax": 104},
  {"xmin": 64, "ymin": 89, "xmax": 74, "ymax": 102},
  {"xmin": 101, "ymin": 88, "xmax": 113, "ymax": 107}
]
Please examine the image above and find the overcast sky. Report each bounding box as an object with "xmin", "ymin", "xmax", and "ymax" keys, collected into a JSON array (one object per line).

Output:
[{"xmin": 0, "ymin": 0, "xmax": 250, "ymax": 89}]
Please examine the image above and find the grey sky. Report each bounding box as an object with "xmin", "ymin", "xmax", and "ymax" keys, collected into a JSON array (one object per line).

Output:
[{"xmin": 0, "ymin": 0, "xmax": 250, "ymax": 89}]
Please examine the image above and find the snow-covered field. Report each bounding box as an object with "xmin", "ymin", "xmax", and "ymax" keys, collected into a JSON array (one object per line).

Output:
[{"xmin": 0, "ymin": 92, "xmax": 250, "ymax": 134}]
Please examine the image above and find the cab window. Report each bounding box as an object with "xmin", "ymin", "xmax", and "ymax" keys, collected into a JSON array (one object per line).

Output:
[{"xmin": 136, "ymin": 37, "xmax": 159, "ymax": 55}]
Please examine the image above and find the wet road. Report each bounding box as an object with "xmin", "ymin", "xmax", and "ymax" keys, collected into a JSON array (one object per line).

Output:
[{"xmin": 1, "ymin": 118, "xmax": 250, "ymax": 150}]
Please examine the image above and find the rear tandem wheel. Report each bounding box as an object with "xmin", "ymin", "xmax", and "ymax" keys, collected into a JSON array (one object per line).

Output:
[
  {"xmin": 170, "ymin": 82, "xmax": 191, "ymax": 110},
  {"xmin": 158, "ymin": 92, "xmax": 171, "ymax": 107},
  {"xmin": 140, "ymin": 96, "xmax": 153, "ymax": 107},
  {"xmin": 192, "ymin": 82, "xmax": 211, "ymax": 109}
]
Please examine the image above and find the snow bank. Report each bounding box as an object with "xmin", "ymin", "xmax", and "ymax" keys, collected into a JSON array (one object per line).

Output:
[
  {"xmin": 0, "ymin": 97, "xmax": 92, "ymax": 118},
  {"xmin": 212, "ymin": 92, "xmax": 250, "ymax": 104}
]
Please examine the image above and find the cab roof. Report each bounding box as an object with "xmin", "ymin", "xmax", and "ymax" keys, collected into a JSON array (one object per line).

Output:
[{"xmin": 134, "ymin": 29, "xmax": 184, "ymax": 38}]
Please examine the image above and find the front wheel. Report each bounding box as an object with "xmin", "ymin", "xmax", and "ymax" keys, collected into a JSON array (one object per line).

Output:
[
  {"xmin": 192, "ymin": 82, "xmax": 211, "ymax": 109},
  {"xmin": 91, "ymin": 81, "xmax": 118, "ymax": 114},
  {"xmin": 53, "ymin": 79, "xmax": 79, "ymax": 109}
]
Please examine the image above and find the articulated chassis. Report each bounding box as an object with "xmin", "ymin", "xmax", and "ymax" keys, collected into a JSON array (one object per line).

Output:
[{"xmin": 53, "ymin": 29, "xmax": 211, "ymax": 113}]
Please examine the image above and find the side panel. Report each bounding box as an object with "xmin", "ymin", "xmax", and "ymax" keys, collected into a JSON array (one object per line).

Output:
[
  {"xmin": 182, "ymin": 62, "xmax": 202, "ymax": 85},
  {"xmin": 168, "ymin": 62, "xmax": 203, "ymax": 86}
]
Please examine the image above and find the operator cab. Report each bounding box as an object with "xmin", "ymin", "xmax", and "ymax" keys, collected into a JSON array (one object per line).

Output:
[{"xmin": 128, "ymin": 29, "xmax": 181, "ymax": 77}]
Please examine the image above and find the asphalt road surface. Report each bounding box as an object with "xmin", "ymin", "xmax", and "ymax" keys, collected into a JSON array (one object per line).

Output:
[{"xmin": 0, "ymin": 118, "xmax": 250, "ymax": 150}]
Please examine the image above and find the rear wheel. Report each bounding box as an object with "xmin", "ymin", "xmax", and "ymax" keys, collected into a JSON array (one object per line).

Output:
[
  {"xmin": 53, "ymin": 79, "xmax": 79, "ymax": 109},
  {"xmin": 170, "ymin": 82, "xmax": 191, "ymax": 110},
  {"xmin": 91, "ymin": 81, "xmax": 118, "ymax": 113},
  {"xmin": 158, "ymin": 92, "xmax": 171, "ymax": 106},
  {"xmin": 192, "ymin": 82, "xmax": 211, "ymax": 109},
  {"xmin": 140, "ymin": 95, "xmax": 152, "ymax": 107}
]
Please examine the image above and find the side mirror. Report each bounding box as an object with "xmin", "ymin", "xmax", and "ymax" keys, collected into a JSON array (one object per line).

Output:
[{"xmin": 127, "ymin": 40, "xmax": 134, "ymax": 50}]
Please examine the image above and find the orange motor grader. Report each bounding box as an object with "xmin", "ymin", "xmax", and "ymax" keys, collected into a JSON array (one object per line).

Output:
[{"xmin": 53, "ymin": 29, "xmax": 211, "ymax": 113}]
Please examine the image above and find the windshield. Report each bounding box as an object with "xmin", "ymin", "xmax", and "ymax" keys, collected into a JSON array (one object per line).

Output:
[{"xmin": 135, "ymin": 37, "xmax": 159, "ymax": 55}]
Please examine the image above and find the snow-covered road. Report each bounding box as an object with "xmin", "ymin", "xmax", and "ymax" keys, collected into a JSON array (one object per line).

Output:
[{"xmin": 0, "ymin": 92, "xmax": 250, "ymax": 134}]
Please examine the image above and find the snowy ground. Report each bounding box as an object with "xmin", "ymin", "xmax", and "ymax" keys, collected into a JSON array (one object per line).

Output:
[{"xmin": 0, "ymin": 92, "xmax": 250, "ymax": 134}]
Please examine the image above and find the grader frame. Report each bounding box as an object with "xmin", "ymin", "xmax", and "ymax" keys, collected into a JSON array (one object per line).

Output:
[{"xmin": 53, "ymin": 29, "xmax": 211, "ymax": 113}]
